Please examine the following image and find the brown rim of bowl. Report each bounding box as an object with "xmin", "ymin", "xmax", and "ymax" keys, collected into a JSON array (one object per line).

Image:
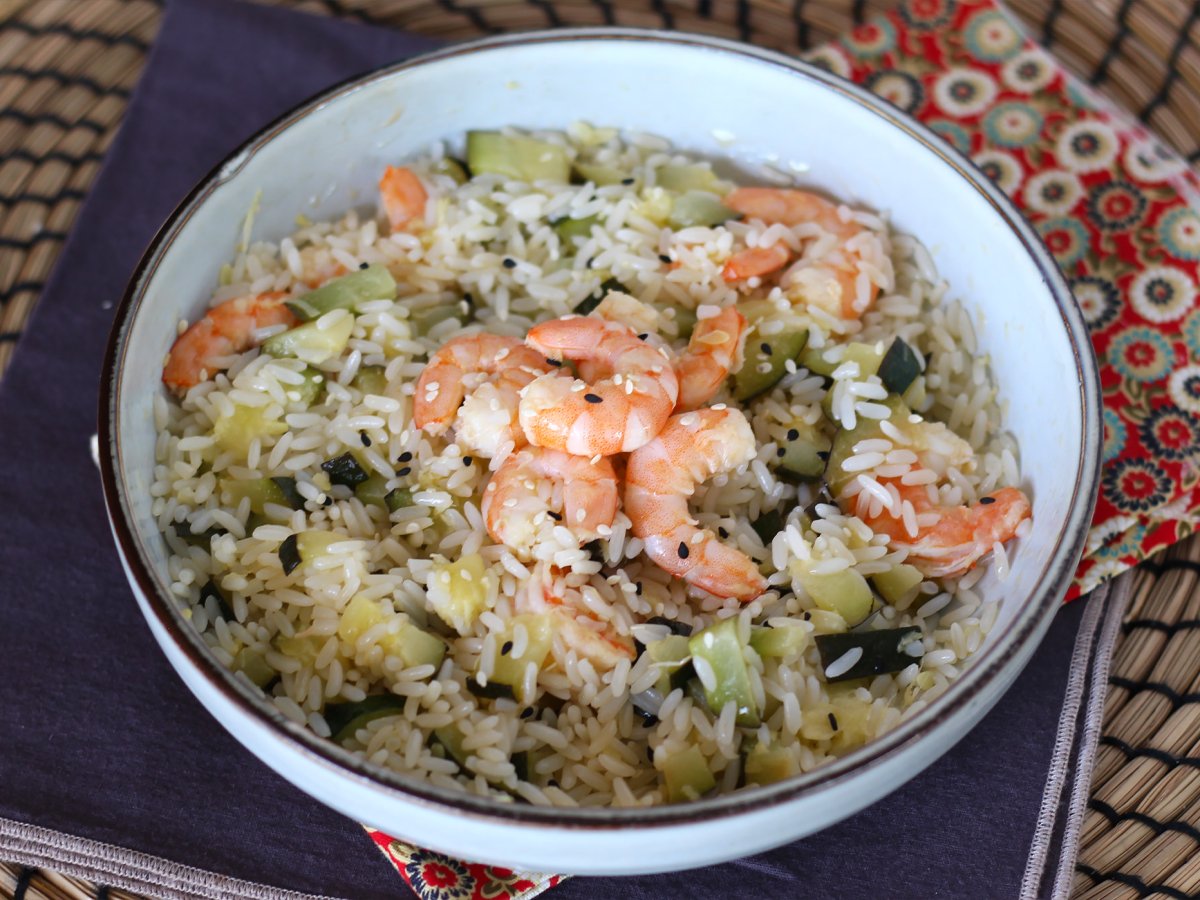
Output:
[{"xmin": 98, "ymin": 28, "xmax": 1101, "ymax": 831}]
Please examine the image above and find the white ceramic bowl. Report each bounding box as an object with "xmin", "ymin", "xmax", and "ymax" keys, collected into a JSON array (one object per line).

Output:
[{"xmin": 99, "ymin": 29, "xmax": 1101, "ymax": 875}]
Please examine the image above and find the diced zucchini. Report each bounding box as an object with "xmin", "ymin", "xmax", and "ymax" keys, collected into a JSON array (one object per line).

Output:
[
  {"xmin": 285, "ymin": 367, "xmax": 325, "ymax": 406},
  {"xmin": 799, "ymin": 340, "xmax": 885, "ymax": 379},
  {"xmin": 433, "ymin": 157, "xmax": 469, "ymax": 184},
  {"xmin": 466, "ymin": 131, "xmax": 569, "ymax": 183},
  {"xmin": 385, "ymin": 488, "xmax": 414, "ymax": 512},
  {"xmin": 321, "ymin": 452, "xmax": 369, "ymax": 488},
  {"xmin": 646, "ymin": 634, "xmax": 693, "ymax": 696},
  {"xmin": 338, "ymin": 594, "xmax": 446, "ymax": 669},
  {"xmin": 573, "ymin": 277, "xmax": 626, "ymax": 316},
  {"xmin": 776, "ymin": 418, "xmax": 831, "ymax": 483},
  {"xmin": 668, "ymin": 305, "xmax": 698, "ymax": 341},
  {"xmin": 657, "ymin": 163, "xmax": 721, "ymax": 193},
  {"xmin": 220, "ymin": 477, "xmax": 294, "ymax": 519},
  {"xmin": 353, "ymin": 365, "xmax": 388, "ymax": 396},
  {"xmin": 902, "ymin": 374, "xmax": 926, "ymax": 410},
  {"xmin": 751, "ymin": 509, "xmax": 784, "ymax": 546},
  {"xmin": 233, "ymin": 647, "xmax": 276, "ymax": 688},
  {"xmin": 877, "ymin": 337, "xmax": 921, "ymax": 395},
  {"xmin": 273, "ymin": 633, "xmax": 323, "ymax": 666},
  {"xmin": 743, "ymin": 744, "xmax": 800, "ymax": 786},
  {"xmin": 553, "ymin": 213, "xmax": 599, "ymax": 242},
  {"xmin": 661, "ymin": 745, "xmax": 716, "ymax": 802},
  {"xmin": 825, "ymin": 393, "xmax": 909, "ymax": 495},
  {"xmin": 432, "ymin": 724, "xmax": 469, "ymax": 767},
  {"xmin": 410, "ymin": 305, "xmax": 462, "ymax": 336},
  {"xmin": 749, "ymin": 624, "xmax": 809, "ymax": 659},
  {"xmin": 793, "ymin": 562, "xmax": 874, "ymax": 627},
  {"xmin": 389, "ymin": 622, "xmax": 447, "ymax": 669},
  {"xmin": 296, "ymin": 529, "xmax": 341, "ymax": 563},
  {"xmin": 213, "ymin": 404, "xmax": 287, "ymax": 457},
  {"xmin": 325, "ymin": 694, "xmax": 406, "ymax": 743},
  {"xmin": 635, "ymin": 186, "xmax": 673, "ymax": 226},
  {"xmin": 572, "ymin": 160, "xmax": 627, "ymax": 186},
  {"xmin": 688, "ymin": 618, "xmax": 759, "ymax": 727},
  {"xmin": 200, "ymin": 579, "xmax": 235, "ymax": 621},
  {"xmin": 667, "ymin": 191, "xmax": 738, "ymax": 228},
  {"xmin": 427, "ymin": 553, "xmax": 490, "ymax": 634},
  {"xmin": 870, "ymin": 564, "xmax": 924, "ymax": 605},
  {"xmin": 485, "ymin": 614, "xmax": 555, "ymax": 704},
  {"xmin": 814, "ymin": 627, "xmax": 923, "ymax": 683},
  {"xmin": 261, "ymin": 313, "xmax": 354, "ymax": 365},
  {"xmin": 467, "ymin": 680, "xmax": 517, "ymax": 701},
  {"xmin": 733, "ymin": 328, "xmax": 808, "ymax": 401},
  {"xmin": 285, "ymin": 264, "xmax": 397, "ymax": 321},
  {"xmin": 355, "ymin": 474, "xmax": 390, "ymax": 509}
]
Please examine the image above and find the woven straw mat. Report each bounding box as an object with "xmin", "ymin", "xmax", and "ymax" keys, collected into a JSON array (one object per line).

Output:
[{"xmin": 1, "ymin": 1, "xmax": 1199, "ymax": 898}]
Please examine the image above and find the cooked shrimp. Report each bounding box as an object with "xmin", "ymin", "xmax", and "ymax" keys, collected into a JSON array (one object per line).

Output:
[
  {"xmin": 413, "ymin": 334, "xmax": 555, "ymax": 457},
  {"xmin": 482, "ymin": 446, "xmax": 619, "ymax": 555},
  {"xmin": 723, "ymin": 187, "xmax": 878, "ymax": 319},
  {"xmin": 864, "ymin": 482, "xmax": 1031, "ymax": 579},
  {"xmin": 721, "ymin": 243, "xmax": 791, "ymax": 284},
  {"xmin": 516, "ymin": 571, "xmax": 635, "ymax": 668},
  {"xmin": 625, "ymin": 408, "xmax": 767, "ymax": 601},
  {"xmin": 674, "ymin": 306, "xmax": 746, "ymax": 411},
  {"xmin": 520, "ymin": 316, "xmax": 680, "ymax": 456},
  {"xmin": 162, "ymin": 291, "xmax": 293, "ymax": 395},
  {"xmin": 379, "ymin": 165, "xmax": 428, "ymax": 231}
]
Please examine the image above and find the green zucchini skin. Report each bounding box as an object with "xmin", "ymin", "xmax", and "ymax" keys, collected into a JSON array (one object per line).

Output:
[
  {"xmin": 815, "ymin": 627, "xmax": 923, "ymax": 682},
  {"xmin": 877, "ymin": 337, "xmax": 921, "ymax": 395}
]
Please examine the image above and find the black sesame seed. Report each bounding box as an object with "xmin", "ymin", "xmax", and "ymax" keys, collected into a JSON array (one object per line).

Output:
[
  {"xmin": 621, "ymin": 177, "xmax": 636, "ymax": 185},
  {"xmin": 718, "ymin": 526, "xmax": 729, "ymax": 539},
  {"xmin": 803, "ymin": 611, "xmax": 811, "ymax": 621},
  {"xmin": 637, "ymin": 710, "xmax": 660, "ymax": 727},
  {"xmin": 503, "ymin": 257, "xmax": 517, "ymax": 269},
  {"xmin": 776, "ymin": 447, "xmax": 787, "ymax": 458},
  {"xmin": 787, "ymin": 428, "xmax": 800, "ymax": 442},
  {"xmin": 635, "ymin": 582, "xmax": 643, "ymax": 596},
  {"xmin": 760, "ymin": 342, "xmax": 772, "ymax": 356},
  {"xmin": 520, "ymin": 707, "xmax": 535, "ymax": 719},
  {"xmin": 980, "ymin": 496, "xmax": 996, "ymax": 505},
  {"xmin": 398, "ymin": 451, "xmax": 413, "ymax": 463},
  {"xmin": 658, "ymin": 254, "xmax": 671, "ymax": 264},
  {"xmin": 358, "ymin": 261, "xmax": 369, "ymax": 270},
  {"xmin": 322, "ymin": 496, "xmax": 333, "ymax": 507},
  {"xmin": 359, "ymin": 430, "xmax": 371, "ymax": 447},
  {"xmin": 397, "ymin": 466, "xmax": 412, "ymax": 477},
  {"xmin": 462, "ymin": 456, "xmax": 473, "ymax": 467},
  {"xmin": 678, "ymin": 542, "xmax": 690, "ymax": 559},
  {"xmin": 501, "ymin": 641, "xmax": 514, "ymax": 656},
  {"xmin": 584, "ymin": 393, "xmax": 603, "ymax": 404},
  {"xmin": 545, "ymin": 357, "xmax": 563, "ymax": 367},
  {"xmin": 637, "ymin": 333, "xmax": 649, "ymax": 341},
  {"xmin": 828, "ymin": 712, "xmax": 839, "ymax": 731},
  {"xmin": 547, "ymin": 510, "xmax": 563, "ymax": 522},
  {"xmin": 585, "ymin": 257, "xmax": 595, "ymax": 269},
  {"xmin": 278, "ymin": 534, "xmax": 301, "ymax": 575},
  {"xmin": 816, "ymin": 450, "xmax": 830, "ymax": 461}
]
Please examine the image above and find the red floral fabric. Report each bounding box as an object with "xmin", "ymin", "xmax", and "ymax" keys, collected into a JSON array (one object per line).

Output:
[
  {"xmin": 371, "ymin": 0, "xmax": 1200, "ymax": 894},
  {"xmin": 366, "ymin": 828, "xmax": 565, "ymax": 899}
]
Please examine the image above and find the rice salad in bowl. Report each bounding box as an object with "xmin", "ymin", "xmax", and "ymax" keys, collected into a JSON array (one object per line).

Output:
[{"xmin": 151, "ymin": 123, "xmax": 1032, "ymax": 809}]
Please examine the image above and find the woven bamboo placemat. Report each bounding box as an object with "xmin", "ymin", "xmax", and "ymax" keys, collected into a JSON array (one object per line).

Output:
[{"xmin": 1, "ymin": 1, "xmax": 1198, "ymax": 897}]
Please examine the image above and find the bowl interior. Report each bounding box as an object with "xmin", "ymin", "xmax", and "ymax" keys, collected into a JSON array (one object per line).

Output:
[{"xmin": 108, "ymin": 31, "xmax": 1095, "ymax": 824}]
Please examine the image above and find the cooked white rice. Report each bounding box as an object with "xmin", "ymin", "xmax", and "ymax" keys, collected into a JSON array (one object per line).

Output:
[{"xmin": 151, "ymin": 125, "xmax": 1026, "ymax": 807}]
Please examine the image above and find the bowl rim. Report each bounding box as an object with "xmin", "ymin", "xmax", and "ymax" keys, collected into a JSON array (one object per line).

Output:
[{"xmin": 98, "ymin": 26, "xmax": 1102, "ymax": 830}]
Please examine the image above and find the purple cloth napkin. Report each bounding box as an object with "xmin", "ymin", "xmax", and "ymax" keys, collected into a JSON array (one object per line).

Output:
[{"xmin": 0, "ymin": 0, "xmax": 1116, "ymax": 896}]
